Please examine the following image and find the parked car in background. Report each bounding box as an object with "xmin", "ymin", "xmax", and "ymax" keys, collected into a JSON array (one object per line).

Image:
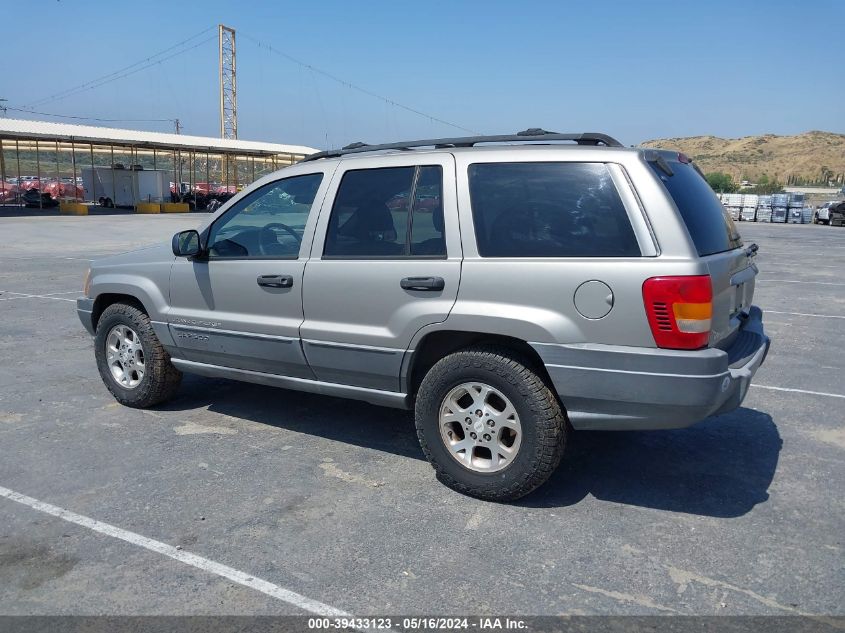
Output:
[
  {"xmin": 77, "ymin": 130, "xmax": 770, "ymax": 501},
  {"xmin": 22, "ymin": 189, "xmax": 58, "ymax": 208},
  {"xmin": 829, "ymin": 202, "xmax": 845, "ymax": 227},
  {"xmin": 814, "ymin": 202, "xmax": 836, "ymax": 224}
]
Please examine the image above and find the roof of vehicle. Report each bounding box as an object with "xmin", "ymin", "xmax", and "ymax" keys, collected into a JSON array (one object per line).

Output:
[{"xmin": 302, "ymin": 129, "xmax": 639, "ymax": 162}]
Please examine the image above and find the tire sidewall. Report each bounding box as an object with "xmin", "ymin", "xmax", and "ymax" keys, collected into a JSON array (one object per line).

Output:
[
  {"xmin": 94, "ymin": 309, "xmax": 153, "ymax": 405},
  {"xmin": 417, "ymin": 360, "xmax": 550, "ymax": 493}
]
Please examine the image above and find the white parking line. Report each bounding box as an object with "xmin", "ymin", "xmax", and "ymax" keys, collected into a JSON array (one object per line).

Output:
[
  {"xmin": 767, "ymin": 310, "xmax": 845, "ymax": 320},
  {"xmin": 0, "ymin": 293, "xmax": 76, "ymax": 302},
  {"xmin": 752, "ymin": 385, "xmax": 845, "ymax": 399},
  {"xmin": 0, "ymin": 484, "xmax": 350, "ymax": 617},
  {"xmin": 757, "ymin": 279, "xmax": 845, "ymax": 286}
]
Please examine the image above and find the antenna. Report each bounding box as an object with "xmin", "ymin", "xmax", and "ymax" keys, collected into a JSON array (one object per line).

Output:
[{"xmin": 218, "ymin": 25, "xmax": 237, "ymax": 139}]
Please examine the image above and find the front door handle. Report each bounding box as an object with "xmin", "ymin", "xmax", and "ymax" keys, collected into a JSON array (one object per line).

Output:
[
  {"xmin": 400, "ymin": 276, "xmax": 445, "ymax": 291},
  {"xmin": 257, "ymin": 274, "xmax": 294, "ymax": 288}
]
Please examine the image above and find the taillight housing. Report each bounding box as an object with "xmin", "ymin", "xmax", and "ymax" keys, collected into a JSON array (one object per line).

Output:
[{"xmin": 642, "ymin": 275, "xmax": 713, "ymax": 350}]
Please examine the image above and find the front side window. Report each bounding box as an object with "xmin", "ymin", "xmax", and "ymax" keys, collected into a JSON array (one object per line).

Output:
[
  {"xmin": 323, "ymin": 165, "xmax": 445, "ymax": 258},
  {"xmin": 468, "ymin": 162, "xmax": 640, "ymax": 257},
  {"xmin": 207, "ymin": 173, "xmax": 323, "ymax": 258}
]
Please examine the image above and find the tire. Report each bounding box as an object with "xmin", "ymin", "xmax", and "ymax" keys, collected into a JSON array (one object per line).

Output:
[
  {"xmin": 94, "ymin": 303, "xmax": 182, "ymax": 408},
  {"xmin": 415, "ymin": 346, "xmax": 567, "ymax": 502}
]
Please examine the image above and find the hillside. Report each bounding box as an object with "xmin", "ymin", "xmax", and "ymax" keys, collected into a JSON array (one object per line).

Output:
[{"xmin": 639, "ymin": 131, "xmax": 845, "ymax": 184}]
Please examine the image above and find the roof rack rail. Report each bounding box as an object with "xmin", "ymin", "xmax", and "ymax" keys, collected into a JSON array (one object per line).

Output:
[{"xmin": 302, "ymin": 129, "xmax": 623, "ymax": 161}]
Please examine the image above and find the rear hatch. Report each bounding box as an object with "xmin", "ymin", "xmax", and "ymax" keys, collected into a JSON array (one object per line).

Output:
[{"xmin": 647, "ymin": 153, "xmax": 757, "ymax": 349}]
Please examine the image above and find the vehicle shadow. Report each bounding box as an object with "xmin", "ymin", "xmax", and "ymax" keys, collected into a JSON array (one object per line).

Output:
[
  {"xmin": 522, "ymin": 407, "xmax": 781, "ymax": 517},
  {"xmin": 163, "ymin": 377, "xmax": 780, "ymax": 517},
  {"xmin": 164, "ymin": 375, "xmax": 424, "ymax": 460}
]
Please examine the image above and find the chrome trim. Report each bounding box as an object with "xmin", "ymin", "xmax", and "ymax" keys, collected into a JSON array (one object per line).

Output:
[
  {"xmin": 170, "ymin": 358, "xmax": 410, "ymax": 409},
  {"xmin": 169, "ymin": 323, "xmax": 297, "ymax": 344},
  {"xmin": 302, "ymin": 338, "xmax": 406, "ymax": 355}
]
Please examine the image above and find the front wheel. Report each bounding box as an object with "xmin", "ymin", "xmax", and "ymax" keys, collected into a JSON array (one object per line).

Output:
[
  {"xmin": 94, "ymin": 303, "xmax": 182, "ymax": 408},
  {"xmin": 415, "ymin": 347, "xmax": 567, "ymax": 502}
]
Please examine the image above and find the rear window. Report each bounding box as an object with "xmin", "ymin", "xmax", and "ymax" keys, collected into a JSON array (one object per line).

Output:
[
  {"xmin": 467, "ymin": 162, "xmax": 640, "ymax": 257},
  {"xmin": 648, "ymin": 159, "xmax": 743, "ymax": 256}
]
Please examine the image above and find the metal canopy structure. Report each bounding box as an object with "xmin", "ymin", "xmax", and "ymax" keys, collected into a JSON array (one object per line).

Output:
[{"xmin": 0, "ymin": 118, "xmax": 316, "ymax": 207}]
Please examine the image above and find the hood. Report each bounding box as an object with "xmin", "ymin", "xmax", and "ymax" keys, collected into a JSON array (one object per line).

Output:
[{"xmin": 92, "ymin": 241, "xmax": 175, "ymax": 269}]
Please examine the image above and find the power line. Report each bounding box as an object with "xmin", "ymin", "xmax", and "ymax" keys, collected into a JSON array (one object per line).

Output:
[
  {"xmin": 241, "ymin": 32, "xmax": 480, "ymax": 136},
  {"xmin": 24, "ymin": 26, "xmax": 217, "ymax": 108},
  {"xmin": 5, "ymin": 106, "xmax": 177, "ymax": 126}
]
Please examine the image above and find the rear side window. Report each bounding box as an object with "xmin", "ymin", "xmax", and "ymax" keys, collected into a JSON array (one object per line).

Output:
[
  {"xmin": 324, "ymin": 165, "xmax": 445, "ymax": 258},
  {"xmin": 648, "ymin": 159, "xmax": 742, "ymax": 256},
  {"xmin": 467, "ymin": 162, "xmax": 640, "ymax": 257}
]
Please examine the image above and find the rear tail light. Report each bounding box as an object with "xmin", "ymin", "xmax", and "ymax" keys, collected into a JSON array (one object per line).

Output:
[{"xmin": 642, "ymin": 275, "xmax": 713, "ymax": 349}]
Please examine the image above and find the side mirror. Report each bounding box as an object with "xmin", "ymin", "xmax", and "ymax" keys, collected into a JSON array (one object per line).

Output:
[{"xmin": 172, "ymin": 229, "xmax": 202, "ymax": 257}]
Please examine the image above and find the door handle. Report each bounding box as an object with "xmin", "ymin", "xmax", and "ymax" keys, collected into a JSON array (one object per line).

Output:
[
  {"xmin": 400, "ymin": 276, "xmax": 445, "ymax": 291},
  {"xmin": 257, "ymin": 274, "xmax": 294, "ymax": 288}
]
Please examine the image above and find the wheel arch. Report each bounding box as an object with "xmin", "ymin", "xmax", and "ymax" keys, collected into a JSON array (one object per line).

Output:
[
  {"xmin": 91, "ymin": 293, "xmax": 148, "ymax": 331},
  {"xmin": 403, "ymin": 329, "xmax": 555, "ymax": 399}
]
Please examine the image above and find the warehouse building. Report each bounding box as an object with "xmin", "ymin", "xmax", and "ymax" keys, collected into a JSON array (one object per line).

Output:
[{"xmin": 0, "ymin": 118, "xmax": 316, "ymax": 208}]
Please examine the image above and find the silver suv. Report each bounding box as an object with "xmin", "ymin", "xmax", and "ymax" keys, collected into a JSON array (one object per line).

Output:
[{"xmin": 77, "ymin": 130, "xmax": 770, "ymax": 501}]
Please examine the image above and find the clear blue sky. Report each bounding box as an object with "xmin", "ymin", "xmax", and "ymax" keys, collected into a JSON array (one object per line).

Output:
[{"xmin": 4, "ymin": 0, "xmax": 843, "ymax": 149}]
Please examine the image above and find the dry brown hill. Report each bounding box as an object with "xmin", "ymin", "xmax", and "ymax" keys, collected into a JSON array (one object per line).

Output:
[{"xmin": 640, "ymin": 131, "xmax": 845, "ymax": 184}]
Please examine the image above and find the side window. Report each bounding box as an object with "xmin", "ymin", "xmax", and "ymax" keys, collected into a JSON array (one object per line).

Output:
[
  {"xmin": 207, "ymin": 173, "xmax": 323, "ymax": 258},
  {"xmin": 409, "ymin": 166, "xmax": 446, "ymax": 256},
  {"xmin": 323, "ymin": 165, "xmax": 445, "ymax": 258},
  {"xmin": 467, "ymin": 162, "xmax": 640, "ymax": 258}
]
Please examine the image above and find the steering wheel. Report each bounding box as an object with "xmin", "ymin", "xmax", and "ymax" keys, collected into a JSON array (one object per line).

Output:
[{"xmin": 258, "ymin": 222, "xmax": 301, "ymax": 255}]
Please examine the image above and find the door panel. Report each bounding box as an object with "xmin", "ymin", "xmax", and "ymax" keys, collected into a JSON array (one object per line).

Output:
[
  {"xmin": 301, "ymin": 153, "xmax": 461, "ymax": 392},
  {"xmin": 166, "ymin": 168, "xmax": 333, "ymax": 377},
  {"xmin": 168, "ymin": 258, "xmax": 312, "ymax": 377}
]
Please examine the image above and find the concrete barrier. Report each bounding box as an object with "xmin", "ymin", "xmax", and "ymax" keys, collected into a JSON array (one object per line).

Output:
[
  {"xmin": 135, "ymin": 203, "xmax": 161, "ymax": 214},
  {"xmin": 59, "ymin": 202, "xmax": 89, "ymax": 215},
  {"xmin": 161, "ymin": 202, "xmax": 190, "ymax": 213}
]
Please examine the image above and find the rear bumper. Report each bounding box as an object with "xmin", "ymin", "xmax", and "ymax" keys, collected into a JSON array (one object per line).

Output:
[
  {"xmin": 77, "ymin": 297, "xmax": 95, "ymax": 335},
  {"xmin": 532, "ymin": 306, "xmax": 770, "ymax": 430}
]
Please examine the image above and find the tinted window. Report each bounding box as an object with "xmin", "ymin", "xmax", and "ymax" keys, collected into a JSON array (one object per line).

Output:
[
  {"xmin": 324, "ymin": 165, "xmax": 445, "ymax": 258},
  {"xmin": 648, "ymin": 160, "xmax": 742, "ymax": 256},
  {"xmin": 468, "ymin": 162, "xmax": 640, "ymax": 257},
  {"xmin": 208, "ymin": 173, "xmax": 323, "ymax": 258},
  {"xmin": 410, "ymin": 166, "xmax": 445, "ymax": 256}
]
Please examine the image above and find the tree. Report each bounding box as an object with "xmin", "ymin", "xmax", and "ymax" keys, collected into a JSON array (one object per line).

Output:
[
  {"xmin": 746, "ymin": 180, "xmax": 784, "ymax": 194},
  {"xmin": 705, "ymin": 172, "xmax": 738, "ymax": 193}
]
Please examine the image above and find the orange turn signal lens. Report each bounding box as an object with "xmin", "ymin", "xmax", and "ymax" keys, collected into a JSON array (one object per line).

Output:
[{"xmin": 673, "ymin": 302, "xmax": 713, "ymax": 320}]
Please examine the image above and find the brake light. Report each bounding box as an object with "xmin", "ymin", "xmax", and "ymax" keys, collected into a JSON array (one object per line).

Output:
[{"xmin": 642, "ymin": 276, "xmax": 713, "ymax": 349}]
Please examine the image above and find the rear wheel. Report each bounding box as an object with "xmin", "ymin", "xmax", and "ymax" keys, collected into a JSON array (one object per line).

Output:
[
  {"xmin": 94, "ymin": 303, "xmax": 182, "ymax": 407},
  {"xmin": 415, "ymin": 347, "xmax": 567, "ymax": 501}
]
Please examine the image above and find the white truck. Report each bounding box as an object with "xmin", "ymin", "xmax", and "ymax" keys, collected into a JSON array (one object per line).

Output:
[{"xmin": 81, "ymin": 167, "xmax": 169, "ymax": 208}]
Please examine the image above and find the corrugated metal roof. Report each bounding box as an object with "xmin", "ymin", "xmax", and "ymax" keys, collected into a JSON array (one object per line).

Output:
[{"xmin": 0, "ymin": 118, "xmax": 317, "ymax": 156}]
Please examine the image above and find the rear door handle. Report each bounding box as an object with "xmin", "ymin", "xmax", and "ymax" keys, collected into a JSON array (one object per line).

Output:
[
  {"xmin": 400, "ymin": 276, "xmax": 445, "ymax": 291},
  {"xmin": 257, "ymin": 274, "xmax": 294, "ymax": 288}
]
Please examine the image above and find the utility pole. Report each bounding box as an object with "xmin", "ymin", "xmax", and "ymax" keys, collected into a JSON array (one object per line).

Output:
[
  {"xmin": 218, "ymin": 25, "xmax": 237, "ymax": 139},
  {"xmin": 174, "ymin": 118, "xmax": 182, "ymax": 135},
  {"xmin": 0, "ymin": 99, "xmax": 7, "ymax": 117}
]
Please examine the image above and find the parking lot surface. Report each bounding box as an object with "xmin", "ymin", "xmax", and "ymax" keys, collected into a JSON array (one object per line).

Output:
[{"xmin": 0, "ymin": 213, "xmax": 843, "ymax": 616}]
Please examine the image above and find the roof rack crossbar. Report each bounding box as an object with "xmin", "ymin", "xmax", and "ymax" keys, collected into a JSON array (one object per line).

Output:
[{"xmin": 302, "ymin": 130, "xmax": 623, "ymax": 161}]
